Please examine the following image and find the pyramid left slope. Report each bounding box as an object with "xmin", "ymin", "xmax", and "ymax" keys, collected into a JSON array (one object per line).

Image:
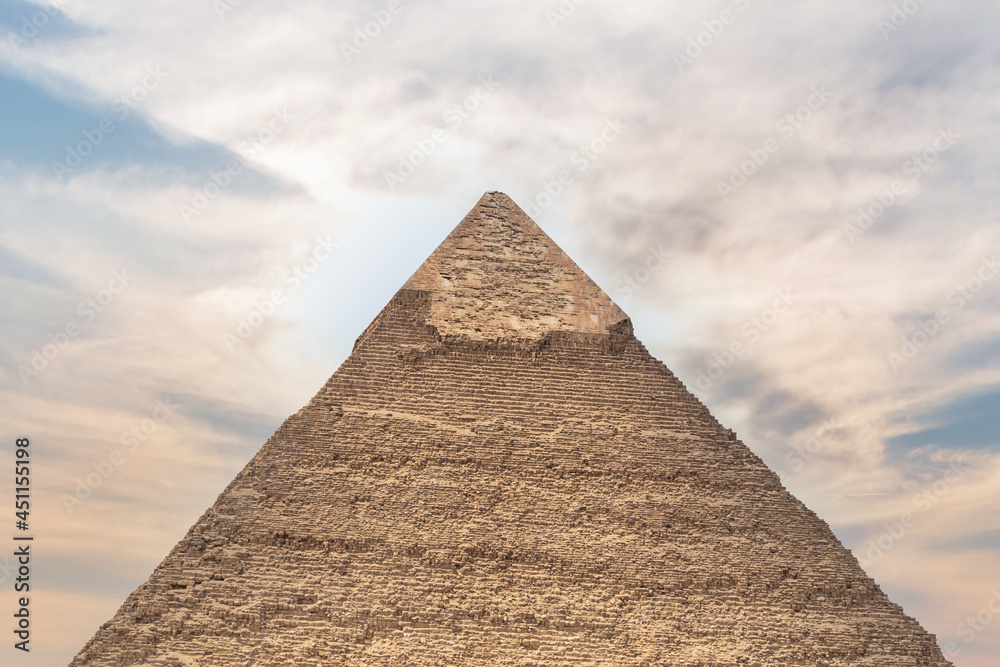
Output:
[{"xmin": 72, "ymin": 192, "xmax": 950, "ymax": 666}]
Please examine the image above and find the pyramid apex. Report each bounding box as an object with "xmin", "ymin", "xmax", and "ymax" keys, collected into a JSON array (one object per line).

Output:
[
  {"xmin": 73, "ymin": 192, "xmax": 953, "ymax": 667},
  {"xmin": 399, "ymin": 192, "xmax": 628, "ymax": 341}
]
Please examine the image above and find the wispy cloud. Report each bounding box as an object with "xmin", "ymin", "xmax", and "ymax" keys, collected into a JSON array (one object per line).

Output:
[{"xmin": 1, "ymin": 0, "xmax": 998, "ymax": 664}]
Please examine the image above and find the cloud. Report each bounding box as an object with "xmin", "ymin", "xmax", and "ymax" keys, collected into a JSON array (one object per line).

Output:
[{"xmin": 1, "ymin": 0, "xmax": 998, "ymax": 664}]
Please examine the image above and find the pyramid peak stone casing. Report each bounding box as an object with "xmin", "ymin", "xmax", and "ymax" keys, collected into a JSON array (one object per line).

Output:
[
  {"xmin": 73, "ymin": 193, "xmax": 952, "ymax": 666},
  {"xmin": 399, "ymin": 191, "xmax": 627, "ymax": 340}
]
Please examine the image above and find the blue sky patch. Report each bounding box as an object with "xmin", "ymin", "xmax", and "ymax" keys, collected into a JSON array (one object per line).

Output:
[
  {"xmin": 888, "ymin": 387, "xmax": 1000, "ymax": 454},
  {"xmin": 0, "ymin": 0, "xmax": 95, "ymax": 44},
  {"xmin": 0, "ymin": 71, "xmax": 291, "ymax": 194}
]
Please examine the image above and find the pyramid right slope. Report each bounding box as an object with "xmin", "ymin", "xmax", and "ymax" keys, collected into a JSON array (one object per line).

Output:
[{"xmin": 73, "ymin": 192, "xmax": 951, "ymax": 666}]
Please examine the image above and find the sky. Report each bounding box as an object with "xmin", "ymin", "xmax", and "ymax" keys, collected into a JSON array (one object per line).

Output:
[{"xmin": 0, "ymin": 0, "xmax": 998, "ymax": 664}]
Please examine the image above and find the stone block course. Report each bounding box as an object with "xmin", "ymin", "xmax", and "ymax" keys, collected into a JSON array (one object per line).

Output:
[{"xmin": 72, "ymin": 192, "xmax": 951, "ymax": 666}]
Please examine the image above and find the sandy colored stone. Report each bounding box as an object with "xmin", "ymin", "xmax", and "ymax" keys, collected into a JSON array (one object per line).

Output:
[
  {"xmin": 72, "ymin": 192, "xmax": 952, "ymax": 666},
  {"xmin": 399, "ymin": 193, "xmax": 626, "ymax": 340}
]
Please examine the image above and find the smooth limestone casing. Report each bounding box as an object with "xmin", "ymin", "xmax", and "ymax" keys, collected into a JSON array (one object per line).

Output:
[{"xmin": 72, "ymin": 192, "xmax": 952, "ymax": 666}]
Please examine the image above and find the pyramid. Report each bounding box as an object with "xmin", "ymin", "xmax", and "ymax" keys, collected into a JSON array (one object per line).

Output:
[{"xmin": 74, "ymin": 192, "xmax": 951, "ymax": 666}]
